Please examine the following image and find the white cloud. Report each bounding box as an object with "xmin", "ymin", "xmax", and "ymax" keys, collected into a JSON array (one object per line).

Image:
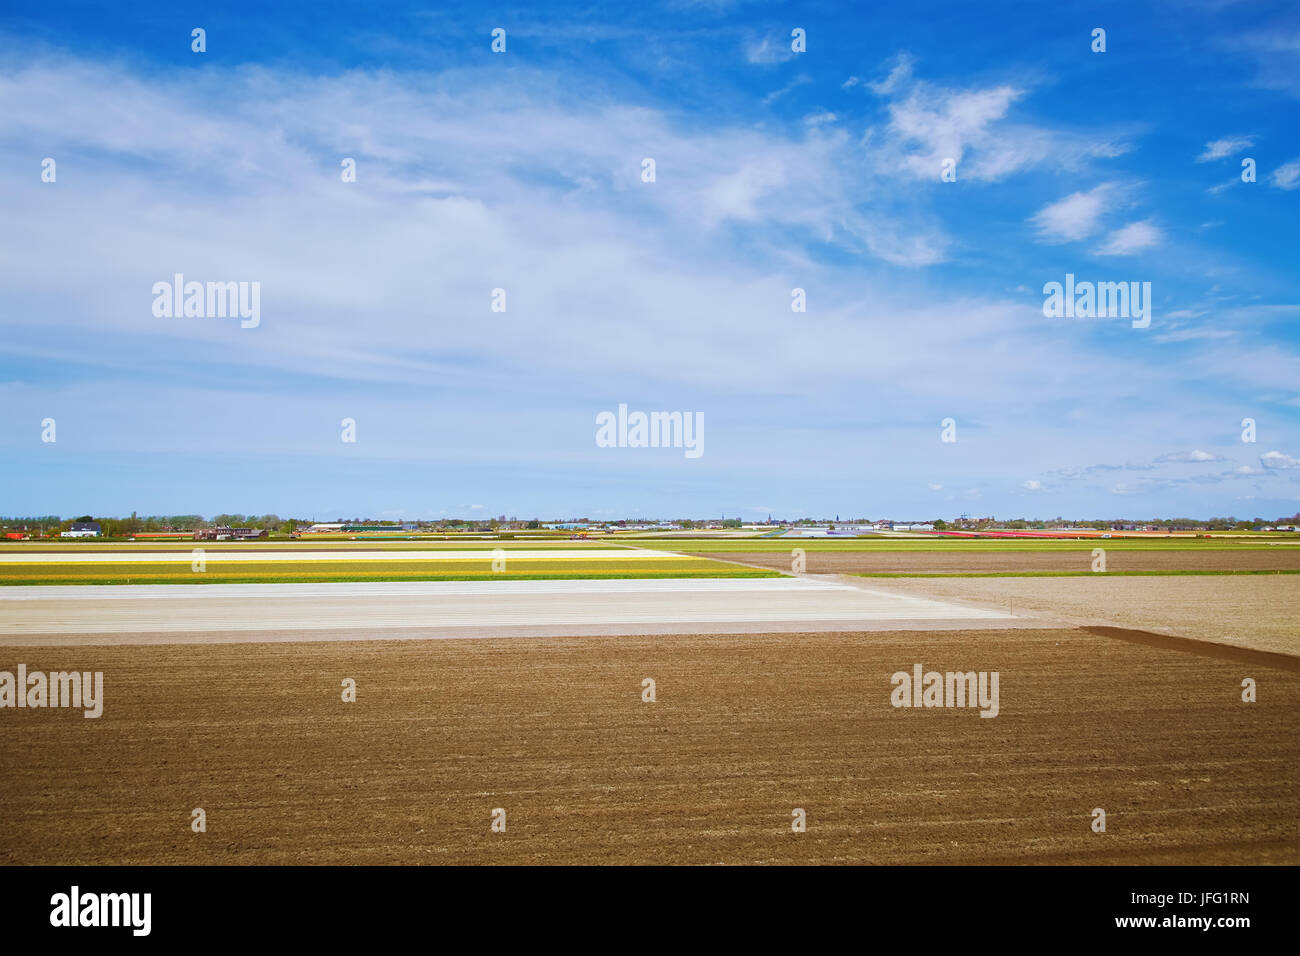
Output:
[
  {"xmin": 1095, "ymin": 219, "xmax": 1162, "ymax": 256},
  {"xmin": 1022, "ymin": 479, "xmax": 1043, "ymax": 491},
  {"xmin": 746, "ymin": 36, "xmax": 794, "ymax": 65},
  {"xmin": 1224, "ymin": 29, "xmax": 1300, "ymax": 99},
  {"xmin": 701, "ymin": 158, "xmax": 789, "ymax": 222},
  {"xmin": 1269, "ymin": 159, "xmax": 1300, "ymax": 190},
  {"xmin": 868, "ymin": 54, "xmax": 915, "ymax": 95},
  {"xmin": 762, "ymin": 73, "xmax": 811, "ymax": 105},
  {"xmin": 1261, "ymin": 451, "xmax": 1300, "ymax": 469},
  {"xmin": 1196, "ymin": 136, "xmax": 1253, "ymax": 162},
  {"xmin": 863, "ymin": 55, "xmax": 1130, "ymax": 184},
  {"xmin": 3, "ymin": 45, "xmax": 1298, "ymax": 521},
  {"xmin": 1155, "ymin": 450, "xmax": 1223, "ymax": 463},
  {"xmin": 882, "ymin": 84, "xmax": 1023, "ymax": 179},
  {"xmin": 1152, "ymin": 328, "xmax": 1237, "ymax": 344},
  {"xmin": 803, "ymin": 109, "xmax": 837, "ymax": 128},
  {"xmin": 1030, "ymin": 183, "xmax": 1121, "ymax": 242}
]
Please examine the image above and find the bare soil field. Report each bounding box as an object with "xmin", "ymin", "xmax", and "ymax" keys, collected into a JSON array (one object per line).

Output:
[
  {"xmin": 2, "ymin": 629, "xmax": 1295, "ymax": 865},
  {"xmin": 689, "ymin": 549, "xmax": 1300, "ymax": 574},
  {"xmin": 872, "ymin": 576, "xmax": 1300, "ymax": 657}
]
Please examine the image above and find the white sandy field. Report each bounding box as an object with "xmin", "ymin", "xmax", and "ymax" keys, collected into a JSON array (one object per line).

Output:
[{"xmin": 0, "ymin": 577, "xmax": 1022, "ymax": 645}]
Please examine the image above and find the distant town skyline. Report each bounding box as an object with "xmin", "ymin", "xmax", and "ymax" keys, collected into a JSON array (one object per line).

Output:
[{"xmin": 6, "ymin": 510, "xmax": 1300, "ymax": 530}]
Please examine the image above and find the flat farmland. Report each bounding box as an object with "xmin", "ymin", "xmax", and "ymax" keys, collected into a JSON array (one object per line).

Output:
[
  {"xmin": 872, "ymin": 576, "xmax": 1300, "ymax": 657},
  {"xmin": 668, "ymin": 536, "xmax": 1300, "ymax": 552},
  {"xmin": 1, "ymin": 629, "xmax": 1296, "ymax": 865},
  {"xmin": 0, "ymin": 540, "xmax": 615, "ymax": 553},
  {"xmin": 0, "ymin": 546, "xmax": 772, "ymax": 585},
  {"xmin": 688, "ymin": 549, "xmax": 1300, "ymax": 575},
  {"xmin": 0, "ymin": 578, "xmax": 1018, "ymax": 646},
  {"xmin": 672, "ymin": 535, "xmax": 1300, "ymax": 576}
]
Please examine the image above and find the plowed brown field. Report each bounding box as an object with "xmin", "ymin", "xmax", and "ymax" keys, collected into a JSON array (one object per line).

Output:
[{"xmin": 2, "ymin": 628, "xmax": 1296, "ymax": 865}]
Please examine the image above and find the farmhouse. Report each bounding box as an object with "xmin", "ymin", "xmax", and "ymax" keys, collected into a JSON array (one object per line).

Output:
[
  {"xmin": 60, "ymin": 521, "xmax": 101, "ymax": 538},
  {"xmin": 192, "ymin": 527, "xmax": 267, "ymax": 541}
]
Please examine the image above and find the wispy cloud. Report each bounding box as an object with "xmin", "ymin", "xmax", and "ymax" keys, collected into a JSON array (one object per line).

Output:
[
  {"xmin": 863, "ymin": 54, "xmax": 1130, "ymax": 183},
  {"xmin": 745, "ymin": 34, "xmax": 795, "ymax": 65},
  {"xmin": 1, "ymin": 6, "xmax": 1297, "ymax": 519},
  {"xmin": 1270, "ymin": 159, "xmax": 1300, "ymax": 189},
  {"xmin": 1222, "ymin": 27, "xmax": 1300, "ymax": 99},
  {"xmin": 762, "ymin": 73, "xmax": 810, "ymax": 105},
  {"xmin": 1196, "ymin": 136, "xmax": 1254, "ymax": 161},
  {"xmin": 1152, "ymin": 327, "xmax": 1237, "ymax": 344},
  {"xmin": 1155, "ymin": 450, "xmax": 1224, "ymax": 463},
  {"xmin": 1030, "ymin": 183, "xmax": 1123, "ymax": 242},
  {"xmin": 1095, "ymin": 219, "xmax": 1163, "ymax": 256},
  {"xmin": 867, "ymin": 53, "xmax": 915, "ymax": 95}
]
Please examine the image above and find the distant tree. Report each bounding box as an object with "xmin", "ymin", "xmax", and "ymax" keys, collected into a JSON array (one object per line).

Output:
[{"xmin": 933, "ymin": 519, "xmax": 947, "ymax": 530}]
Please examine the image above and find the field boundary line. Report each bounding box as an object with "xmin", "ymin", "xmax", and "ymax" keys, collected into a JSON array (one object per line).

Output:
[{"xmin": 1081, "ymin": 626, "xmax": 1300, "ymax": 671}]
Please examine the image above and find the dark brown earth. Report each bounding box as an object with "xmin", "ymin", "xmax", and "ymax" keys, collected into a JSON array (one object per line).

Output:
[
  {"xmin": 2, "ymin": 629, "xmax": 1295, "ymax": 865},
  {"xmin": 690, "ymin": 550, "xmax": 1300, "ymax": 574}
]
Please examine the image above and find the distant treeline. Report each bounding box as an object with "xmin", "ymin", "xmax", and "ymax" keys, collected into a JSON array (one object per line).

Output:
[
  {"xmin": 1, "ymin": 512, "xmax": 1298, "ymax": 536},
  {"xmin": 0, "ymin": 514, "xmax": 534, "ymax": 536},
  {"xmin": 0, "ymin": 514, "xmax": 303, "ymax": 535}
]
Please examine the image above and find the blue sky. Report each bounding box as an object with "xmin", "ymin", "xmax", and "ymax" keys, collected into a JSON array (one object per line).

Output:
[{"xmin": 2, "ymin": 0, "xmax": 1298, "ymax": 520}]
